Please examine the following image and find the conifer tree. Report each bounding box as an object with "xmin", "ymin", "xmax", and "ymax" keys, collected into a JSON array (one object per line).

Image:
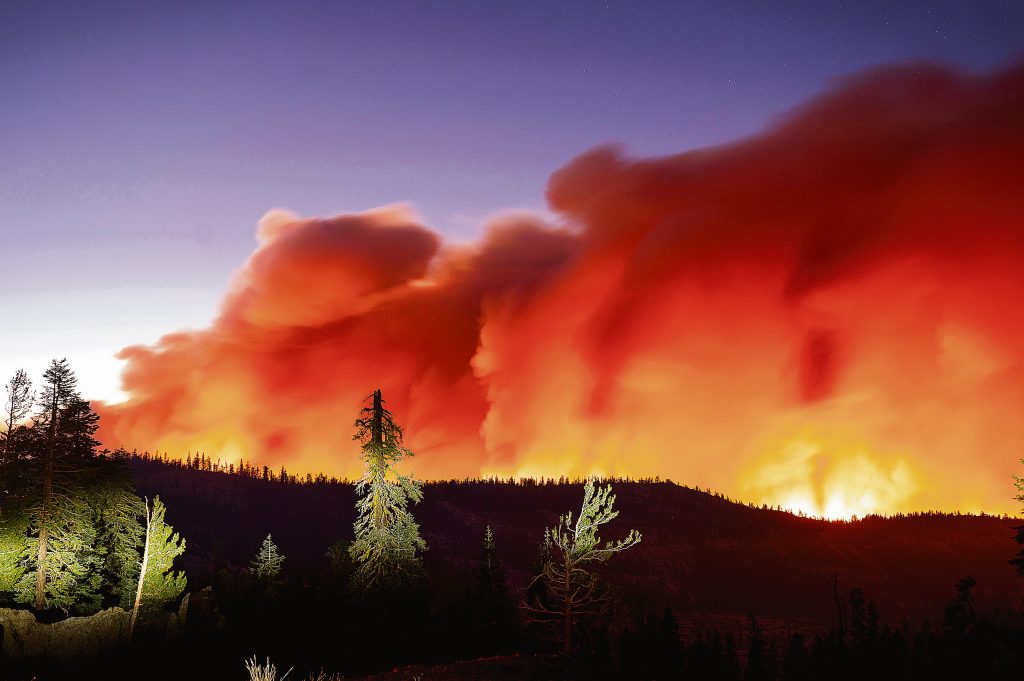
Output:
[
  {"xmin": 2, "ymin": 369, "xmax": 33, "ymax": 462},
  {"xmin": 1013, "ymin": 461, "xmax": 1024, "ymax": 575},
  {"xmin": 480, "ymin": 525, "xmax": 500, "ymax": 581},
  {"xmin": 90, "ymin": 469, "xmax": 146, "ymax": 608},
  {"xmin": 348, "ymin": 389, "xmax": 426, "ymax": 594},
  {"xmin": 129, "ymin": 496, "xmax": 187, "ymax": 638},
  {"xmin": 474, "ymin": 525, "xmax": 517, "ymax": 651},
  {"xmin": 477, "ymin": 526, "xmax": 511, "ymax": 613},
  {"xmin": 30, "ymin": 358, "xmax": 76, "ymax": 609},
  {"xmin": 525, "ymin": 529, "xmax": 553, "ymax": 606},
  {"xmin": 15, "ymin": 493, "xmax": 104, "ymax": 613},
  {"xmin": 17, "ymin": 359, "xmax": 115, "ymax": 612},
  {"xmin": 250, "ymin": 533, "xmax": 285, "ymax": 583},
  {"xmin": 1, "ymin": 364, "xmax": 144, "ymax": 612},
  {"xmin": 523, "ymin": 479, "xmax": 641, "ymax": 656}
]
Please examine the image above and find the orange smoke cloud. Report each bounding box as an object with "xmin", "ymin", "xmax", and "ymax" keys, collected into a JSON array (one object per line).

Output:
[{"xmin": 98, "ymin": 62, "xmax": 1024, "ymax": 517}]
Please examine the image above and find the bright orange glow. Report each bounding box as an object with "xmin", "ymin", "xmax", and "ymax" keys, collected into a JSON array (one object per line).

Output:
[
  {"xmin": 740, "ymin": 431, "xmax": 917, "ymax": 519},
  {"xmin": 97, "ymin": 62, "xmax": 1024, "ymax": 518}
]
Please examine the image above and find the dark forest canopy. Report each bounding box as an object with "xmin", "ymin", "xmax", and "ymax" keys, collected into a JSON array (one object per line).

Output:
[{"xmin": 2, "ymin": 366, "xmax": 1024, "ymax": 680}]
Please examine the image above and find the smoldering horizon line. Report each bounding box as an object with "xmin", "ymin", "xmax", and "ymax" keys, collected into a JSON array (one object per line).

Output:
[
  {"xmin": 93, "ymin": 59, "xmax": 1024, "ymax": 519},
  {"xmin": 109, "ymin": 448, "xmax": 1009, "ymax": 524}
]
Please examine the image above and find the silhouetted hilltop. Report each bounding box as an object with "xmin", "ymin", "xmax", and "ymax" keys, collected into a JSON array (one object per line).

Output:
[{"xmin": 126, "ymin": 458, "xmax": 1024, "ymax": 626}]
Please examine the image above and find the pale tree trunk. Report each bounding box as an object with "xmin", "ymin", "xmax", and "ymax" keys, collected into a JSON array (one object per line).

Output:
[{"xmin": 129, "ymin": 498, "xmax": 152, "ymax": 640}]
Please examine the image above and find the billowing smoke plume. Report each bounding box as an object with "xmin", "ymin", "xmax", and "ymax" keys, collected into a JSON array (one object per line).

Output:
[{"xmin": 98, "ymin": 62, "xmax": 1024, "ymax": 517}]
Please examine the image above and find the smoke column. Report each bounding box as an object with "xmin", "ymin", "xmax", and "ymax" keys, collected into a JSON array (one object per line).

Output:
[{"xmin": 99, "ymin": 62, "xmax": 1024, "ymax": 517}]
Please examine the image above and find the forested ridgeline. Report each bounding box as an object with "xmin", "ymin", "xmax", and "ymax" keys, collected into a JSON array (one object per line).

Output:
[
  {"xmin": 123, "ymin": 454, "xmax": 1024, "ymax": 625},
  {"xmin": 4, "ymin": 365, "xmax": 1024, "ymax": 681}
]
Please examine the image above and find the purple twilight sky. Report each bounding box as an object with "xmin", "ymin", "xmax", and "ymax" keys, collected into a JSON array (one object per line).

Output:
[{"xmin": 2, "ymin": 1, "xmax": 1023, "ymax": 401}]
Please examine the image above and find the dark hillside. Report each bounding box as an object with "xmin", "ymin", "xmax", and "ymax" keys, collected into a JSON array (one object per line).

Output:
[{"xmin": 127, "ymin": 459, "xmax": 1024, "ymax": 626}]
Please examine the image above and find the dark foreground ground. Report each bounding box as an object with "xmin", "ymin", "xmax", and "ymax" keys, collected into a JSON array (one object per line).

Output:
[{"xmin": 2, "ymin": 459, "xmax": 1023, "ymax": 680}]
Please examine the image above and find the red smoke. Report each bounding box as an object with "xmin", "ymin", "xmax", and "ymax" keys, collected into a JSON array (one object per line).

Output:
[{"xmin": 98, "ymin": 62, "xmax": 1024, "ymax": 517}]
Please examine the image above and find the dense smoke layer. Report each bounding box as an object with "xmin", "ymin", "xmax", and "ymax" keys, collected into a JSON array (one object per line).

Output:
[{"xmin": 98, "ymin": 62, "xmax": 1024, "ymax": 517}]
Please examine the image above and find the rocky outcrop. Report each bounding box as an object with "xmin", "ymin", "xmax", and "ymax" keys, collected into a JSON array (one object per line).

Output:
[{"xmin": 0, "ymin": 607, "xmax": 129, "ymax": 658}]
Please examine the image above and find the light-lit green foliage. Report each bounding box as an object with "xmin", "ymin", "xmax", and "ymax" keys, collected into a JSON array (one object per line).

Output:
[
  {"xmin": 524, "ymin": 479, "xmax": 641, "ymax": 654},
  {"xmin": 15, "ymin": 494, "xmax": 104, "ymax": 613},
  {"xmin": 135, "ymin": 496, "xmax": 187, "ymax": 618},
  {"xmin": 0, "ymin": 509, "xmax": 28, "ymax": 595},
  {"xmin": 348, "ymin": 390, "xmax": 426, "ymax": 594},
  {"xmin": 251, "ymin": 533, "xmax": 285, "ymax": 583},
  {"xmin": 1, "ymin": 364, "xmax": 166, "ymax": 618},
  {"xmin": 90, "ymin": 478, "xmax": 146, "ymax": 608},
  {"xmin": 546, "ymin": 480, "xmax": 641, "ymax": 565},
  {"xmin": 2, "ymin": 459, "xmax": 145, "ymax": 613},
  {"xmin": 8, "ymin": 361, "xmax": 147, "ymax": 614}
]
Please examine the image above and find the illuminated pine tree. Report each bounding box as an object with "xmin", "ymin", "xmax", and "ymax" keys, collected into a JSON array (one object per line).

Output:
[
  {"xmin": 1, "ymin": 364, "xmax": 143, "ymax": 612},
  {"xmin": 523, "ymin": 479, "xmax": 641, "ymax": 656},
  {"xmin": 29, "ymin": 359, "xmax": 79, "ymax": 610},
  {"xmin": 250, "ymin": 533, "xmax": 285, "ymax": 583},
  {"xmin": 347, "ymin": 389, "xmax": 426, "ymax": 594},
  {"xmin": 15, "ymin": 493, "xmax": 104, "ymax": 614},
  {"xmin": 16, "ymin": 360, "xmax": 112, "ymax": 613},
  {"xmin": 129, "ymin": 496, "xmax": 187, "ymax": 638},
  {"xmin": 90, "ymin": 467, "xmax": 146, "ymax": 608}
]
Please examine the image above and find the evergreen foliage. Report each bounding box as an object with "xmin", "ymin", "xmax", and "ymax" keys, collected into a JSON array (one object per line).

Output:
[
  {"xmin": 479, "ymin": 525, "xmax": 501, "ymax": 588},
  {"xmin": 90, "ymin": 471, "xmax": 146, "ymax": 608},
  {"xmin": 525, "ymin": 529, "xmax": 553, "ymax": 606},
  {"xmin": 0, "ymin": 362, "xmax": 152, "ymax": 614},
  {"xmin": 325, "ymin": 539, "xmax": 352, "ymax": 577},
  {"xmin": 251, "ymin": 533, "xmax": 285, "ymax": 583},
  {"xmin": 472, "ymin": 525, "xmax": 517, "ymax": 652},
  {"xmin": 0, "ymin": 507, "xmax": 28, "ymax": 596},
  {"xmin": 130, "ymin": 496, "xmax": 187, "ymax": 634},
  {"xmin": 348, "ymin": 389, "xmax": 426, "ymax": 594},
  {"xmin": 524, "ymin": 478, "xmax": 641, "ymax": 655},
  {"xmin": 13, "ymin": 360, "xmax": 124, "ymax": 613},
  {"xmin": 2, "ymin": 368, "xmax": 33, "ymax": 462},
  {"xmin": 15, "ymin": 493, "xmax": 105, "ymax": 613}
]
